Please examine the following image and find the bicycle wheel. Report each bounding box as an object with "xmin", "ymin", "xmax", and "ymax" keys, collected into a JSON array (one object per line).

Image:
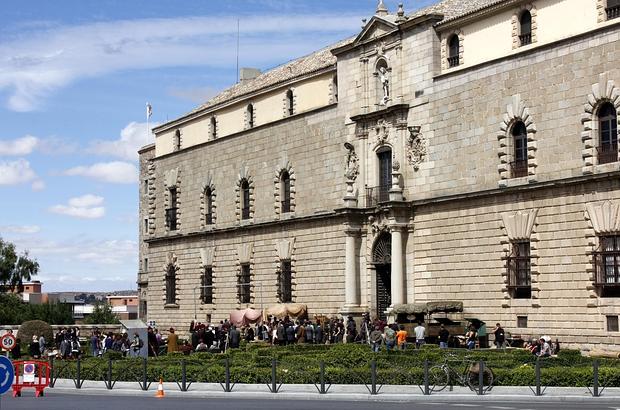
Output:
[
  {"xmin": 467, "ymin": 364, "xmax": 494, "ymax": 393},
  {"xmin": 428, "ymin": 365, "xmax": 449, "ymax": 393}
]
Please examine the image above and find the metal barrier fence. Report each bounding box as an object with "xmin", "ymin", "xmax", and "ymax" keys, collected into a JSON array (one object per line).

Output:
[{"xmin": 42, "ymin": 355, "xmax": 612, "ymax": 397}]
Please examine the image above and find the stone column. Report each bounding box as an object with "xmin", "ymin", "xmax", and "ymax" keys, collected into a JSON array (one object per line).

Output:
[
  {"xmin": 390, "ymin": 225, "xmax": 405, "ymax": 306},
  {"xmin": 343, "ymin": 226, "xmax": 360, "ymax": 308}
]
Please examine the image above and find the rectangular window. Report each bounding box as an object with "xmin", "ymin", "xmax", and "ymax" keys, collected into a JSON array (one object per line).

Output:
[
  {"xmin": 166, "ymin": 187, "xmax": 178, "ymax": 230},
  {"xmin": 143, "ymin": 258, "xmax": 148, "ymax": 272},
  {"xmin": 143, "ymin": 179, "xmax": 148, "ymax": 195},
  {"xmin": 281, "ymin": 178, "xmax": 291, "ymax": 213},
  {"xmin": 201, "ymin": 267, "xmax": 213, "ymax": 304},
  {"xmin": 238, "ymin": 264, "xmax": 251, "ymax": 304},
  {"xmin": 517, "ymin": 316, "xmax": 528, "ymax": 328},
  {"xmin": 507, "ymin": 241, "xmax": 531, "ymax": 298},
  {"xmin": 607, "ymin": 315, "xmax": 619, "ymax": 332},
  {"xmin": 279, "ymin": 260, "xmax": 292, "ymax": 303},
  {"xmin": 594, "ymin": 235, "xmax": 620, "ymax": 297},
  {"xmin": 144, "ymin": 218, "xmax": 149, "ymax": 234}
]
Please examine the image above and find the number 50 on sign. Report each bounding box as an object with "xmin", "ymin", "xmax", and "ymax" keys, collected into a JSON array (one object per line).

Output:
[{"xmin": 1, "ymin": 334, "xmax": 16, "ymax": 351}]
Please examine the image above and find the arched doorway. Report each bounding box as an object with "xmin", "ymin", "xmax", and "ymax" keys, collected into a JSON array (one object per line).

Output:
[{"xmin": 373, "ymin": 232, "xmax": 391, "ymax": 320}]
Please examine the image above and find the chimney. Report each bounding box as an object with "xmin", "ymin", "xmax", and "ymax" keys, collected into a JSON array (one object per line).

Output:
[{"xmin": 240, "ymin": 67, "xmax": 261, "ymax": 82}]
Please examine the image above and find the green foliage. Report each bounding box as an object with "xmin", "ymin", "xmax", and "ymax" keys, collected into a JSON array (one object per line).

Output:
[
  {"xmin": 84, "ymin": 302, "xmax": 120, "ymax": 324},
  {"xmin": 19, "ymin": 320, "xmax": 53, "ymax": 349},
  {"xmin": 0, "ymin": 237, "xmax": 39, "ymax": 291},
  {"xmin": 45, "ymin": 345, "xmax": 620, "ymax": 387},
  {"xmin": 0, "ymin": 293, "xmax": 74, "ymax": 325}
]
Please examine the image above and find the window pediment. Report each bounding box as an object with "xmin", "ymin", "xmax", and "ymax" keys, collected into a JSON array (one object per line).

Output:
[{"xmin": 353, "ymin": 17, "xmax": 398, "ymax": 47}]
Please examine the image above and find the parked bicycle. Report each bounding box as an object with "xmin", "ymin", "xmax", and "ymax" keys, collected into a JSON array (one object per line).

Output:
[{"xmin": 429, "ymin": 353, "xmax": 494, "ymax": 393}]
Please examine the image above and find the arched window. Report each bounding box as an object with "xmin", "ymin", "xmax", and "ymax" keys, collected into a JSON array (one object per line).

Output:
[
  {"xmin": 246, "ymin": 104, "xmax": 254, "ymax": 128},
  {"xmin": 205, "ymin": 187, "xmax": 214, "ymax": 225},
  {"xmin": 511, "ymin": 121, "xmax": 528, "ymax": 178},
  {"xmin": 174, "ymin": 129, "xmax": 181, "ymax": 151},
  {"xmin": 599, "ymin": 102, "xmax": 618, "ymax": 164},
  {"xmin": 165, "ymin": 265, "xmax": 176, "ymax": 305},
  {"xmin": 607, "ymin": 0, "xmax": 620, "ymax": 20},
  {"xmin": 286, "ymin": 89, "xmax": 294, "ymax": 116},
  {"xmin": 210, "ymin": 116, "xmax": 217, "ymax": 139},
  {"xmin": 280, "ymin": 171, "xmax": 291, "ymax": 213},
  {"xmin": 447, "ymin": 35, "xmax": 460, "ymax": 67},
  {"xmin": 519, "ymin": 10, "xmax": 532, "ymax": 46},
  {"xmin": 241, "ymin": 179, "xmax": 250, "ymax": 220}
]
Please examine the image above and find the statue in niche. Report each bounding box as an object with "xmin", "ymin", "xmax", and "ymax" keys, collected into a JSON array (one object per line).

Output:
[
  {"xmin": 379, "ymin": 66, "xmax": 390, "ymax": 105},
  {"xmin": 344, "ymin": 142, "xmax": 359, "ymax": 181}
]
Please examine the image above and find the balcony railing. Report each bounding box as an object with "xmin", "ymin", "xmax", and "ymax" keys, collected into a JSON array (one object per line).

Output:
[
  {"xmin": 447, "ymin": 56, "xmax": 459, "ymax": 68},
  {"xmin": 510, "ymin": 160, "xmax": 528, "ymax": 178},
  {"xmin": 598, "ymin": 144, "xmax": 618, "ymax": 165},
  {"xmin": 366, "ymin": 184, "xmax": 390, "ymax": 208},
  {"xmin": 607, "ymin": 5, "xmax": 620, "ymax": 20},
  {"xmin": 165, "ymin": 207, "xmax": 177, "ymax": 231},
  {"xmin": 519, "ymin": 33, "xmax": 532, "ymax": 46}
]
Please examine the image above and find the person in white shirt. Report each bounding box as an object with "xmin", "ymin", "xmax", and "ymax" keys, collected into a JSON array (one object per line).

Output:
[{"xmin": 414, "ymin": 322, "xmax": 426, "ymax": 349}]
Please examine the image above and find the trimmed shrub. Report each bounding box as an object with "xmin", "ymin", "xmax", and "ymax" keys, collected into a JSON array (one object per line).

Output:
[{"xmin": 19, "ymin": 320, "xmax": 53, "ymax": 350}]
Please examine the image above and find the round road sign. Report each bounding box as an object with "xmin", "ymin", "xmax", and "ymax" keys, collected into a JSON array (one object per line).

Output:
[
  {"xmin": 0, "ymin": 334, "xmax": 16, "ymax": 351},
  {"xmin": 0, "ymin": 356, "xmax": 14, "ymax": 395}
]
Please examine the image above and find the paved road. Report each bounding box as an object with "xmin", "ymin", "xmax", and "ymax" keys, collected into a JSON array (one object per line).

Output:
[{"xmin": 2, "ymin": 393, "xmax": 620, "ymax": 410}]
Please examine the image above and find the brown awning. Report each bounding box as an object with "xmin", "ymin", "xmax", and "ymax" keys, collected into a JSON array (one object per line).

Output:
[{"xmin": 392, "ymin": 301, "xmax": 463, "ymax": 315}]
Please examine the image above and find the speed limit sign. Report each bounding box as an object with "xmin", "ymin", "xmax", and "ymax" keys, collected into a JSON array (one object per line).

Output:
[{"xmin": 0, "ymin": 334, "xmax": 16, "ymax": 351}]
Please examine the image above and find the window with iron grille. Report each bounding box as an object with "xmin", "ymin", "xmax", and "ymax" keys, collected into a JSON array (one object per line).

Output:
[
  {"xmin": 278, "ymin": 260, "xmax": 292, "ymax": 303},
  {"xmin": 210, "ymin": 116, "xmax": 217, "ymax": 139},
  {"xmin": 201, "ymin": 266, "xmax": 213, "ymax": 304},
  {"xmin": 238, "ymin": 264, "xmax": 251, "ymax": 303},
  {"xmin": 598, "ymin": 102, "xmax": 618, "ymax": 164},
  {"xmin": 166, "ymin": 187, "xmax": 178, "ymax": 230},
  {"xmin": 447, "ymin": 35, "xmax": 460, "ymax": 67},
  {"xmin": 593, "ymin": 235, "xmax": 620, "ymax": 297},
  {"xmin": 506, "ymin": 241, "xmax": 531, "ymax": 298},
  {"xmin": 205, "ymin": 188, "xmax": 214, "ymax": 225},
  {"xmin": 607, "ymin": 0, "xmax": 620, "ymax": 20},
  {"xmin": 247, "ymin": 104, "xmax": 254, "ymax": 128},
  {"xmin": 607, "ymin": 315, "xmax": 619, "ymax": 332},
  {"xmin": 165, "ymin": 265, "xmax": 176, "ymax": 305},
  {"xmin": 519, "ymin": 10, "xmax": 532, "ymax": 46},
  {"xmin": 281, "ymin": 171, "xmax": 291, "ymax": 213},
  {"xmin": 511, "ymin": 121, "xmax": 528, "ymax": 178},
  {"xmin": 241, "ymin": 180, "xmax": 250, "ymax": 220}
]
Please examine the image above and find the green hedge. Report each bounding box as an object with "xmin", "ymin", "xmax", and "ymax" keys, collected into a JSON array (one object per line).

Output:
[{"xmin": 42, "ymin": 344, "xmax": 620, "ymax": 387}]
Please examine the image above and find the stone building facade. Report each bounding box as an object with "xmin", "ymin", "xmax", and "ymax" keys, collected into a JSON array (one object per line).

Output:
[{"xmin": 139, "ymin": 0, "xmax": 620, "ymax": 349}]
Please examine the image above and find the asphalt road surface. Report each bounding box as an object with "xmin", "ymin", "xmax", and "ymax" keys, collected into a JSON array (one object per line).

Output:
[{"xmin": 2, "ymin": 393, "xmax": 620, "ymax": 410}]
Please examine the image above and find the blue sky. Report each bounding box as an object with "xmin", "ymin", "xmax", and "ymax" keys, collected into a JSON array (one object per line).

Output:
[{"xmin": 0, "ymin": 0, "xmax": 435, "ymax": 292}]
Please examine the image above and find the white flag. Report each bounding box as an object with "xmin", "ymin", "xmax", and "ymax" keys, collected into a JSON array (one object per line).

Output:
[{"xmin": 146, "ymin": 102, "xmax": 152, "ymax": 119}]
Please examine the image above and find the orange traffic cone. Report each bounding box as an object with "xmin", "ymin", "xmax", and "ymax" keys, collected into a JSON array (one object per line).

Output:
[{"xmin": 155, "ymin": 377, "xmax": 165, "ymax": 398}]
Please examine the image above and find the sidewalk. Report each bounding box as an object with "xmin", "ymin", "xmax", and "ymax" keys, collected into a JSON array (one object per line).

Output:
[{"xmin": 46, "ymin": 379, "xmax": 620, "ymax": 402}]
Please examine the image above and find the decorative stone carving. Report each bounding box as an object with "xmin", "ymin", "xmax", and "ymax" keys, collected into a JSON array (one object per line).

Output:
[
  {"xmin": 276, "ymin": 239, "xmax": 295, "ymax": 261},
  {"xmin": 379, "ymin": 66, "xmax": 390, "ymax": 105},
  {"xmin": 237, "ymin": 243, "xmax": 253, "ymax": 265},
  {"xmin": 406, "ymin": 126, "xmax": 426, "ymax": 171},
  {"xmin": 497, "ymin": 94, "xmax": 538, "ymax": 185},
  {"xmin": 501, "ymin": 209, "xmax": 538, "ymax": 241},
  {"xmin": 344, "ymin": 142, "xmax": 359, "ymax": 181},
  {"xmin": 585, "ymin": 201, "xmax": 620, "ymax": 234},
  {"xmin": 581, "ymin": 73, "xmax": 620, "ymax": 174},
  {"xmin": 164, "ymin": 168, "xmax": 179, "ymax": 188},
  {"xmin": 163, "ymin": 252, "xmax": 179, "ymax": 272},
  {"xmin": 147, "ymin": 161, "xmax": 156, "ymax": 235},
  {"xmin": 375, "ymin": 119, "xmax": 389, "ymax": 145},
  {"xmin": 199, "ymin": 247, "xmax": 215, "ymax": 268}
]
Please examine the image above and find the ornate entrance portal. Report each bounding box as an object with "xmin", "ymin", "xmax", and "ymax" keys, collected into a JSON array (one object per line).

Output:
[{"xmin": 373, "ymin": 232, "xmax": 392, "ymax": 320}]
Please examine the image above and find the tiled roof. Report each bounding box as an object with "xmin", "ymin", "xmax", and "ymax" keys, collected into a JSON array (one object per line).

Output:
[{"xmin": 180, "ymin": 0, "xmax": 506, "ymax": 121}]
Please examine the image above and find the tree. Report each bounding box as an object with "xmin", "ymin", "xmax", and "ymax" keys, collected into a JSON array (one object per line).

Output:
[
  {"xmin": 84, "ymin": 302, "xmax": 120, "ymax": 324},
  {"xmin": 0, "ymin": 237, "xmax": 39, "ymax": 291}
]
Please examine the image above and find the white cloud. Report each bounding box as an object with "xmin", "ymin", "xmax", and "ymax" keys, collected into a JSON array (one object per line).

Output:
[
  {"xmin": 88, "ymin": 122, "xmax": 158, "ymax": 161},
  {"xmin": 0, "ymin": 159, "xmax": 37, "ymax": 185},
  {"xmin": 63, "ymin": 161, "xmax": 138, "ymax": 184},
  {"xmin": 49, "ymin": 194, "xmax": 105, "ymax": 219},
  {"xmin": 0, "ymin": 225, "xmax": 41, "ymax": 234},
  {"xmin": 0, "ymin": 14, "xmax": 361, "ymax": 111},
  {"xmin": 168, "ymin": 86, "xmax": 221, "ymax": 104},
  {"xmin": 31, "ymin": 180, "xmax": 45, "ymax": 191},
  {"xmin": 0, "ymin": 135, "xmax": 38, "ymax": 155}
]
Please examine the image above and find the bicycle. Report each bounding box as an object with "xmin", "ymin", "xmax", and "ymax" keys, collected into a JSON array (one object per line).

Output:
[{"xmin": 429, "ymin": 353, "xmax": 494, "ymax": 393}]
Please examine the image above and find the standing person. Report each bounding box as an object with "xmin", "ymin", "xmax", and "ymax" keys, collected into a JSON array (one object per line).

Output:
[
  {"xmin": 29, "ymin": 335, "xmax": 40, "ymax": 358},
  {"xmin": 315, "ymin": 321, "xmax": 324, "ymax": 345},
  {"xmin": 90, "ymin": 332, "xmax": 100, "ymax": 357},
  {"xmin": 369, "ymin": 326, "xmax": 383, "ymax": 353},
  {"xmin": 228, "ymin": 325, "xmax": 241, "ymax": 349},
  {"xmin": 396, "ymin": 325, "xmax": 408, "ymax": 350},
  {"xmin": 493, "ymin": 323, "xmax": 506, "ymax": 349},
  {"xmin": 384, "ymin": 325, "xmax": 396, "ymax": 352},
  {"xmin": 305, "ymin": 321, "xmax": 315, "ymax": 344},
  {"xmin": 147, "ymin": 327, "xmax": 158, "ymax": 357},
  {"xmin": 414, "ymin": 322, "xmax": 426, "ymax": 349},
  {"xmin": 38, "ymin": 334, "xmax": 46, "ymax": 356},
  {"xmin": 466, "ymin": 325, "xmax": 477, "ymax": 350},
  {"xmin": 438, "ymin": 324, "xmax": 450, "ymax": 349},
  {"xmin": 167, "ymin": 328, "xmax": 178, "ymax": 353},
  {"xmin": 346, "ymin": 316, "xmax": 357, "ymax": 343}
]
